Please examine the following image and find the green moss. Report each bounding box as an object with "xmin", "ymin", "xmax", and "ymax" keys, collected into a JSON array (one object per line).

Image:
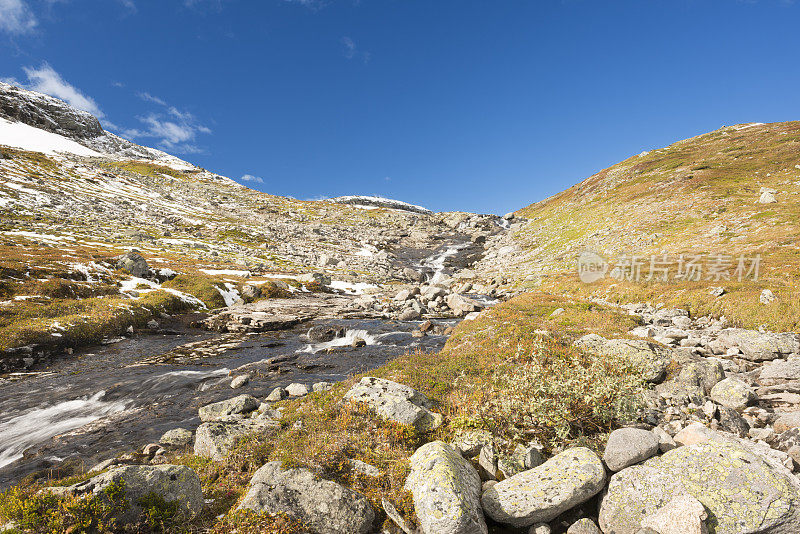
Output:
[{"xmin": 162, "ymin": 274, "xmax": 227, "ymax": 309}]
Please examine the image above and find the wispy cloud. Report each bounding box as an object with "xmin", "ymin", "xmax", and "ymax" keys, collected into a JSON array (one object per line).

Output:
[
  {"xmin": 124, "ymin": 92, "xmax": 211, "ymax": 154},
  {"xmin": 138, "ymin": 91, "xmax": 166, "ymax": 106},
  {"xmin": 21, "ymin": 63, "xmax": 105, "ymax": 118},
  {"xmin": 239, "ymin": 174, "xmax": 264, "ymax": 184},
  {"xmin": 341, "ymin": 36, "xmax": 371, "ymax": 63},
  {"xmin": 0, "ymin": 0, "xmax": 37, "ymax": 35}
]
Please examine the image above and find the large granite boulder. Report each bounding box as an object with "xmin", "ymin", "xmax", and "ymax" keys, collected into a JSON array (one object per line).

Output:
[
  {"xmin": 574, "ymin": 334, "xmax": 671, "ymax": 383},
  {"xmin": 603, "ymin": 427, "xmax": 660, "ymax": 471},
  {"xmin": 238, "ymin": 462, "xmax": 374, "ymax": 534},
  {"xmin": 717, "ymin": 329, "xmax": 800, "ymax": 361},
  {"xmin": 194, "ymin": 419, "xmax": 278, "ymax": 461},
  {"xmin": 599, "ymin": 439, "xmax": 800, "ymax": 533},
  {"xmin": 116, "ymin": 251, "xmax": 151, "ymax": 279},
  {"xmin": 480, "ymin": 447, "xmax": 605, "ymax": 528},
  {"xmin": 55, "ymin": 465, "xmax": 203, "ymax": 524},
  {"xmin": 198, "ymin": 394, "xmax": 259, "ymax": 422},
  {"xmin": 343, "ymin": 377, "xmax": 443, "ymax": 433},
  {"xmin": 710, "ymin": 377, "xmax": 756, "ymax": 410},
  {"xmin": 405, "ymin": 441, "xmax": 487, "ymax": 534}
]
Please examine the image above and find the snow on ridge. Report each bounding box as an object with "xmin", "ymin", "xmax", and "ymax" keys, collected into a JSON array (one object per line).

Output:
[
  {"xmin": 0, "ymin": 118, "xmax": 102, "ymax": 157},
  {"xmin": 326, "ymin": 195, "xmax": 432, "ymax": 214}
]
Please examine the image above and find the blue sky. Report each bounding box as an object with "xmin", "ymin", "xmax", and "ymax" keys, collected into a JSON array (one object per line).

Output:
[{"xmin": 1, "ymin": 0, "xmax": 799, "ymax": 214}]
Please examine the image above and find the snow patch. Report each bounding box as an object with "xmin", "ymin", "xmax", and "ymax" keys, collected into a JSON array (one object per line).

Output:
[{"xmin": 0, "ymin": 118, "xmax": 102, "ymax": 157}]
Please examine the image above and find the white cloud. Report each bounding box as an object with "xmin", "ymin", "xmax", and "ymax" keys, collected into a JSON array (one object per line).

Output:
[
  {"xmin": 239, "ymin": 174, "xmax": 264, "ymax": 184},
  {"xmin": 21, "ymin": 63, "xmax": 105, "ymax": 118},
  {"xmin": 138, "ymin": 91, "xmax": 166, "ymax": 106},
  {"xmin": 0, "ymin": 0, "xmax": 37, "ymax": 35},
  {"xmin": 124, "ymin": 91, "xmax": 211, "ymax": 154},
  {"xmin": 117, "ymin": 0, "xmax": 136, "ymax": 12},
  {"xmin": 341, "ymin": 36, "xmax": 371, "ymax": 63}
]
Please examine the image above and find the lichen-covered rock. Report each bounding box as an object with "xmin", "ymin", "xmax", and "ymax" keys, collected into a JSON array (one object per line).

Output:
[
  {"xmin": 603, "ymin": 427, "xmax": 659, "ymax": 471},
  {"xmin": 238, "ymin": 461, "xmax": 374, "ymax": 534},
  {"xmin": 775, "ymin": 413, "xmax": 800, "ymax": 434},
  {"xmin": 574, "ymin": 334, "xmax": 671, "ymax": 383},
  {"xmin": 116, "ymin": 251, "xmax": 150, "ymax": 278},
  {"xmin": 674, "ymin": 352, "xmax": 725, "ymax": 394},
  {"xmin": 480, "ymin": 447, "xmax": 606, "ymax": 527},
  {"xmin": 759, "ymin": 359, "xmax": 800, "ymax": 386},
  {"xmin": 599, "ymin": 439, "xmax": 800, "ymax": 533},
  {"xmin": 343, "ymin": 376, "xmax": 443, "ymax": 433},
  {"xmin": 497, "ymin": 442, "xmax": 544, "ymax": 478},
  {"xmin": 198, "ymin": 394, "xmax": 259, "ymax": 422},
  {"xmin": 639, "ymin": 494, "xmax": 708, "ymax": 534},
  {"xmin": 159, "ymin": 428, "xmax": 193, "ymax": 448},
  {"xmin": 717, "ymin": 329, "xmax": 800, "ymax": 361},
  {"xmin": 194, "ymin": 419, "xmax": 278, "ymax": 461},
  {"xmin": 59, "ymin": 465, "xmax": 202, "ymax": 524},
  {"xmin": 566, "ymin": 518, "xmax": 601, "ymax": 534},
  {"xmin": 710, "ymin": 377, "xmax": 756, "ymax": 410},
  {"xmin": 405, "ymin": 441, "xmax": 487, "ymax": 534}
]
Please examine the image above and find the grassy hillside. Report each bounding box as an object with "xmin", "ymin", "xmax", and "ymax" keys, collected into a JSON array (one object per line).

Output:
[{"xmin": 492, "ymin": 121, "xmax": 800, "ymax": 331}]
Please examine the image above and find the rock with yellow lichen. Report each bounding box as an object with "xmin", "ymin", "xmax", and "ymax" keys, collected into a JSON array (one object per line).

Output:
[
  {"xmin": 599, "ymin": 439, "xmax": 800, "ymax": 533},
  {"xmin": 405, "ymin": 441, "xmax": 487, "ymax": 534},
  {"xmin": 480, "ymin": 447, "xmax": 606, "ymax": 528}
]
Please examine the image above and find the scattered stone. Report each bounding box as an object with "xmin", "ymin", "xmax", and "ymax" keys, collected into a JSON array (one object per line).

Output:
[
  {"xmin": 349, "ymin": 459, "xmax": 380, "ymax": 478},
  {"xmin": 445, "ymin": 294, "xmax": 483, "ymax": 316},
  {"xmin": 709, "ymin": 377, "xmax": 756, "ymax": 410},
  {"xmin": 198, "ymin": 394, "xmax": 259, "ymax": 421},
  {"xmin": 761, "ymin": 289, "xmax": 777, "ymax": 304},
  {"xmin": 481, "ymin": 447, "xmax": 606, "ymax": 527},
  {"xmin": 497, "ymin": 442, "xmax": 545, "ymax": 478},
  {"xmin": 383, "ymin": 498, "xmax": 414, "ymax": 534},
  {"xmin": 286, "ymin": 382, "xmax": 310, "ymax": 397},
  {"xmin": 775, "ymin": 412, "xmax": 800, "ymax": 434},
  {"xmin": 709, "ymin": 286, "xmax": 726, "ymax": 297},
  {"xmin": 399, "ymin": 308, "xmax": 421, "ymax": 321},
  {"xmin": 566, "ymin": 518, "xmax": 601, "ymax": 534},
  {"xmin": 241, "ymin": 284, "xmax": 261, "ymax": 301},
  {"xmin": 266, "ymin": 386, "xmax": 287, "ymax": 402},
  {"xmin": 313, "ymin": 381, "xmax": 333, "ymax": 392},
  {"xmin": 159, "ymin": 428, "xmax": 193, "ymax": 448},
  {"xmin": 352, "ymin": 337, "xmax": 367, "ymax": 348},
  {"xmin": 405, "ymin": 441, "xmax": 487, "ymax": 534},
  {"xmin": 308, "ymin": 325, "xmax": 345, "ymax": 342},
  {"xmin": 230, "ymin": 374, "xmax": 250, "ymax": 389},
  {"xmin": 238, "ymin": 462, "xmax": 375, "ymax": 534},
  {"xmin": 528, "ymin": 525, "xmax": 551, "ymax": 534},
  {"xmin": 759, "ymin": 190, "xmax": 778, "ymax": 204},
  {"xmin": 116, "ymin": 251, "xmax": 150, "ymax": 278},
  {"xmin": 402, "ymin": 267, "xmax": 425, "ymax": 283},
  {"xmin": 759, "ymin": 359, "xmax": 800, "ymax": 385},
  {"xmin": 603, "ymin": 428, "xmax": 660, "ymax": 471},
  {"xmin": 343, "ymin": 376, "xmax": 444, "ymax": 433}
]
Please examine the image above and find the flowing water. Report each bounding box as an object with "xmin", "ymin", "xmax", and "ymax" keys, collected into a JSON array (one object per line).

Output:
[{"xmin": 0, "ymin": 316, "xmax": 456, "ymax": 488}]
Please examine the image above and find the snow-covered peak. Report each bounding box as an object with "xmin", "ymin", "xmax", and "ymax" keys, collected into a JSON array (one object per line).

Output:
[
  {"xmin": 326, "ymin": 195, "xmax": 432, "ymax": 214},
  {"xmin": 0, "ymin": 81, "xmax": 197, "ymax": 169}
]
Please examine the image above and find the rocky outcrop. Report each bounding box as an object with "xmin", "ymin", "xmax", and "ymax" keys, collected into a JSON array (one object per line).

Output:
[
  {"xmin": 405, "ymin": 441, "xmax": 487, "ymax": 534},
  {"xmin": 238, "ymin": 461, "xmax": 375, "ymax": 534},
  {"xmin": 343, "ymin": 376, "xmax": 444, "ymax": 433}
]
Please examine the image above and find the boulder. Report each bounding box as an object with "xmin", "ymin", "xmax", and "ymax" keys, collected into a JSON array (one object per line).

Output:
[
  {"xmin": 573, "ymin": 334, "xmax": 671, "ymax": 383},
  {"xmin": 403, "ymin": 268, "xmax": 425, "ymax": 283},
  {"xmin": 716, "ymin": 329, "xmax": 800, "ymax": 361},
  {"xmin": 759, "ymin": 191, "xmax": 778, "ymax": 204},
  {"xmin": 57, "ymin": 465, "xmax": 202, "ymax": 524},
  {"xmin": 638, "ymin": 494, "xmax": 708, "ymax": 534},
  {"xmin": 241, "ymin": 284, "xmax": 261, "ymax": 301},
  {"xmin": 775, "ymin": 413, "xmax": 800, "ymax": 434},
  {"xmin": 286, "ymin": 383, "xmax": 310, "ymax": 397},
  {"xmin": 599, "ymin": 439, "xmax": 800, "ymax": 533},
  {"xmin": 603, "ymin": 428, "xmax": 660, "ymax": 471},
  {"xmin": 481, "ymin": 447, "xmax": 606, "ymax": 527},
  {"xmin": 308, "ymin": 325, "xmax": 345, "ymax": 342},
  {"xmin": 194, "ymin": 419, "xmax": 278, "ymax": 461},
  {"xmin": 116, "ymin": 251, "xmax": 150, "ymax": 278},
  {"xmin": 198, "ymin": 394, "xmax": 259, "ymax": 422},
  {"xmin": 445, "ymin": 294, "xmax": 482, "ymax": 316},
  {"xmin": 230, "ymin": 374, "xmax": 250, "ymax": 389},
  {"xmin": 399, "ymin": 308, "xmax": 422, "ymax": 321},
  {"xmin": 297, "ymin": 272, "xmax": 332, "ymax": 286},
  {"xmin": 497, "ymin": 442, "xmax": 544, "ymax": 478},
  {"xmin": 405, "ymin": 441, "xmax": 487, "ymax": 534},
  {"xmin": 566, "ymin": 518, "xmax": 601, "ymax": 534},
  {"xmin": 710, "ymin": 377, "xmax": 756, "ymax": 410},
  {"xmin": 343, "ymin": 377, "xmax": 443, "ymax": 433},
  {"xmin": 759, "ymin": 359, "xmax": 800, "ymax": 386},
  {"xmin": 238, "ymin": 462, "xmax": 375, "ymax": 534},
  {"xmin": 761, "ymin": 289, "xmax": 778, "ymax": 304},
  {"xmin": 159, "ymin": 428, "xmax": 193, "ymax": 448}
]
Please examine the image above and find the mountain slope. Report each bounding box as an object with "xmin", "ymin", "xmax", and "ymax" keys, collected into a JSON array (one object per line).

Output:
[{"xmin": 478, "ymin": 121, "xmax": 800, "ymax": 329}]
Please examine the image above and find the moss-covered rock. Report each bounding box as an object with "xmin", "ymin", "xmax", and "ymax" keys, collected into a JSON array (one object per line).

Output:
[
  {"xmin": 405, "ymin": 441, "xmax": 487, "ymax": 534},
  {"xmin": 480, "ymin": 447, "xmax": 605, "ymax": 527}
]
